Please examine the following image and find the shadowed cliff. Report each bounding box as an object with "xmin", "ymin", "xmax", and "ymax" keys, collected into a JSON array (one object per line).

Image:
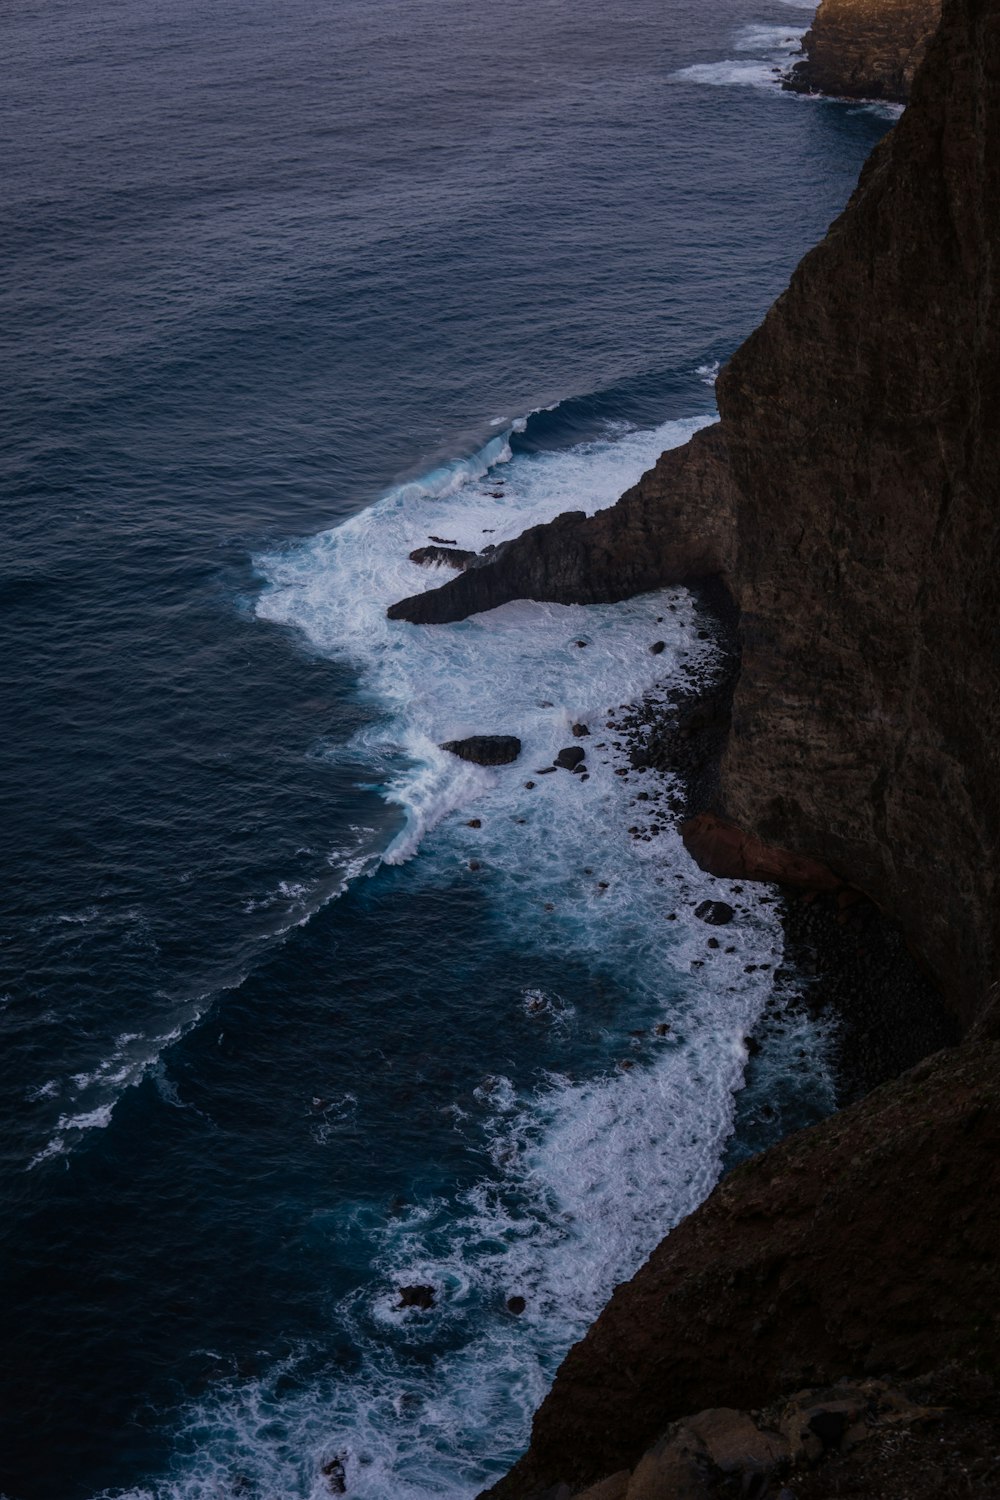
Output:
[
  {"xmin": 391, "ymin": 5, "xmax": 1000, "ymax": 1490},
  {"xmin": 390, "ymin": 0, "xmax": 1000, "ymax": 1032}
]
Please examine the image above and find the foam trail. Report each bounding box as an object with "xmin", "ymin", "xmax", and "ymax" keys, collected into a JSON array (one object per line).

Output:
[{"xmin": 92, "ymin": 409, "xmax": 836, "ymax": 1498}]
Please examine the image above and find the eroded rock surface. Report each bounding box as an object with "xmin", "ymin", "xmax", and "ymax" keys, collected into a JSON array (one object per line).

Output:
[
  {"xmin": 395, "ymin": 0, "xmax": 1000, "ymax": 1027},
  {"xmin": 482, "ymin": 1029, "xmax": 1000, "ymax": 1497},
  {"xmin": 785, "ymin": 0, "xmax": 941, "ymax": 102},
  {"xmin": 387, "ymin": 424, "xmax": 738, "ymax": 624}
]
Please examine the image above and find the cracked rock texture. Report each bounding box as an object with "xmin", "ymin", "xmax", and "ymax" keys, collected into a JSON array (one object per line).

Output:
[{"xmin": 785, "ymin": 0, "xmax": 941, "ymax": 102}]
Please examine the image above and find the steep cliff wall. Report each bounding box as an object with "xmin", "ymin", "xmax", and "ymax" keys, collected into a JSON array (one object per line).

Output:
[
  {"xmin": 483, "ymin": 1020, "xmax": 1000, "ymax": 1498},
  {"xmin": 391, "ymin": 0, "xmax": 1000, "ymax": 1031},
  {"xmin": 716, "ymin": 0, "xmax": 1000, "ymax": 1029},
  {"xmin": 785, "ymin": 0, "xmax": 941, "ymax": 103},
  {"xmin": 391, "ymin": 9, "xmax": 1000, "ymax": 1492}
]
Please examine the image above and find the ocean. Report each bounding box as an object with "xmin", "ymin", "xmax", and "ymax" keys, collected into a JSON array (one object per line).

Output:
[{"xmin": 1, "ymin": 2, "xmax": 895, "ymax": 1496}]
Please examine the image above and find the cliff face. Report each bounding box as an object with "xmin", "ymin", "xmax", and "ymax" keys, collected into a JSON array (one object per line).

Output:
[
  {"xmin": 716, "ymin": 0, "xmax": 1000, "ymax": 1029},
  {"xmin": 483, "ymin": 1021, "xmax": 1000, "ymax": 1498},
  {"xmin": 391, "ymin": 6, "xmax": 1000, "ymax": 1492},
  {"xmin": 391, "ymin": 0, "xmax": 1000, "ymax": 1031},
  {"xmin": 785, "ymin": 0, "xmax": 941, "ymax": 103}
]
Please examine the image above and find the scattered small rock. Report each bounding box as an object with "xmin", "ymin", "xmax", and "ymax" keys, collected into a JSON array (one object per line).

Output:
[
  {"xmin": 397, "ymin": 1284, "xmax": 435, "ymax": 1310},
  {"xmin": 649, "ymin": 641, "xmax": 667, "ymax": 654},
  {"xmin": 572, "ymin": 723, "xmax": 590, "ymax": 737},
  {"xmin": 524, "ymin": 781, "xmax": 536, "ymax": 790}
]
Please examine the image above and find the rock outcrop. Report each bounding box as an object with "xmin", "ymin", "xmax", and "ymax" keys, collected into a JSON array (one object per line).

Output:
[
  {"xmin": 393, "ymin": 0, "xmax": 1000, "ymax": 1031},
  {"xmin": 387, "ymin": 424, "xmax": 738, "ymax": 623},
  {"xmin": 784, "ymin": 0, "xmax": 941, "ymax": 103},
  {"xmin": 482, "ymin": 1023, "xmax": 1000, "ymax": 1497}
]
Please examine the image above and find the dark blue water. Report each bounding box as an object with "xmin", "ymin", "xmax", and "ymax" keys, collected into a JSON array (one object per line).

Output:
[{"xmin": 1, "ymin": 2, "xmax": 894, "ymax": 1496}]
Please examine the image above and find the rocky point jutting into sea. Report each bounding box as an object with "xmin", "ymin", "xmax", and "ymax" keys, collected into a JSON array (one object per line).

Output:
[
  {"xmin": 389, "ymin": 0, "xmax": 1000, "ymax": 1495},
  {"xmin": 785, "ymin": 0, "xmax": 941, "ymax": 102}
]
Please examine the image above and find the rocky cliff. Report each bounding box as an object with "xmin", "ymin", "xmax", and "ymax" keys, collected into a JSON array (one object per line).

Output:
[
  {"xmin": 483, "ymin": 1014, "xmax": 1000, "ymax": 1498},
  {"xmin": 784, "ymin": 0, "xmax": 941, "ymax": 103},
  {"xmin": 391, "ymin": 0, "xmax": 1000, "ymax": 1033},
  {"xmin": 385, "ymin": 1, "xmax": 1000, "ymax": 1492}
]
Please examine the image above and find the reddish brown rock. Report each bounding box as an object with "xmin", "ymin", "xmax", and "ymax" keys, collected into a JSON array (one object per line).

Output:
[{"xmin": 681, "ymin": 813, "xmax": 843, "ymax": 893}]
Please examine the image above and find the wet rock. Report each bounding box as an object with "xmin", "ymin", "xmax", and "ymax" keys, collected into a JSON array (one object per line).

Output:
[
  {"xmin": 554, "ymin": 746, "xmax": 586, "ymax": 771},
  {"xmin": 441, "ymin": 735, "xmax": 521, "ymax": 765},
  {"xmin": 524, "ymin": 781, "xmax": 536, "ymax": 790},
  {"xmin": 396, "ymin": 1284, "xmax": 435, "ymax": 1310},
  {"xmin": 507, "ymin": 1295, "xmax": 527, "ymax": 1315},
  {"xmin": 321, "ymin": 1454, "xmax": 347, "ymax": 1494},
  {"xmin": 410, "ymin": 545, "xmax": 478, "ymax": 568},
  {"xmin": 572, "ymin": 723, "xmax": 590, "ymax": 736},
  {"xmin": 649, "ymin": 641, "xmax": 667, "ymax": 655},
  {"xmin": 428, "ymin": 535, "xmax": 457, "ymax": 545},
  {"xmin": 694, "ymin": 899, "xmax": 736, "ymax": 926},
  {"xmin": 467, "ymin": 818, "xmax": 482, "ymax": 828}
]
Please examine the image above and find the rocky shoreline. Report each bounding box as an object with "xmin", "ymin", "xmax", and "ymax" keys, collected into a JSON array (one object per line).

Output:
[
  {"xmin": 385, "ymin": 0, "xmax": 1000, "ymax": 1493},
  {"xmin": 609, "ymin": 586, "xmax": 956, "ymax": 1113}
]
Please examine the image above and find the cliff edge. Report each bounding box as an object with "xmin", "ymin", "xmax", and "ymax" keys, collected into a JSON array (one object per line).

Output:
[
  {"xmin": 785, "ymin": 0, "xmax": 941, "ymax": 103},
  {"xmin": 386, "ymin": 3, "xmax": 1000, "ymax": 1491},
  {"xmin": 391, "ymin": 0, "xmax": 1000, "ymax": 1032}
]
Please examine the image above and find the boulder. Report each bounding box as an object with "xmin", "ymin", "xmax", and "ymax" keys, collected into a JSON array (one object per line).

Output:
[
  {"xmin": 442, "ymin": 736, "xmax": 521, "ymax": 766},
  {"xmin": 554, "ymin": 746, "xmax": 586, "ymax": 771},
  {"xmin": 693, "ymin": 900, "xmax": 735, "ymax": 926}
]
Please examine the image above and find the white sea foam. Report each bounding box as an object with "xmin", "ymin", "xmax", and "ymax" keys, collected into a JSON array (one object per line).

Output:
[
  {"xmin": 88, "ymin": 409, "xmax": 839, "ymax": 1499},
  {"xmin": 673, "ymin": 12, "xmax": 806, "ymax": 92}
]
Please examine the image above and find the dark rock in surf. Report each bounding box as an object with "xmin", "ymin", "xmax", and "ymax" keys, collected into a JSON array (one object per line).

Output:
[
  {"xmin": 554, "ymin": 746, "xmax": 586, "ymax": 771},
  {"xmin": 694, "ymin": 899, "xmax": 735, "ymax": 926},
  {"xmin": 409, "ymin": 545, "xmax": 478, "ymax": 569},
  {"xmin": 397, "ymin": 1284, "xmax": 436, "ymax": 1310},
  {"xmin": 441, "ymin": 735, "xmax": 521, "ymax": 766}
]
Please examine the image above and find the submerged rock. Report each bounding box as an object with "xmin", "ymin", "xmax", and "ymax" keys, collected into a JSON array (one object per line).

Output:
[
  {"xmin": 441, "ymin": 735, "xmax": 521, "ymax": 765},
  {"xmin": 396, "ymin": 1284, "xmax": 435, "ymax": 1310}
]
